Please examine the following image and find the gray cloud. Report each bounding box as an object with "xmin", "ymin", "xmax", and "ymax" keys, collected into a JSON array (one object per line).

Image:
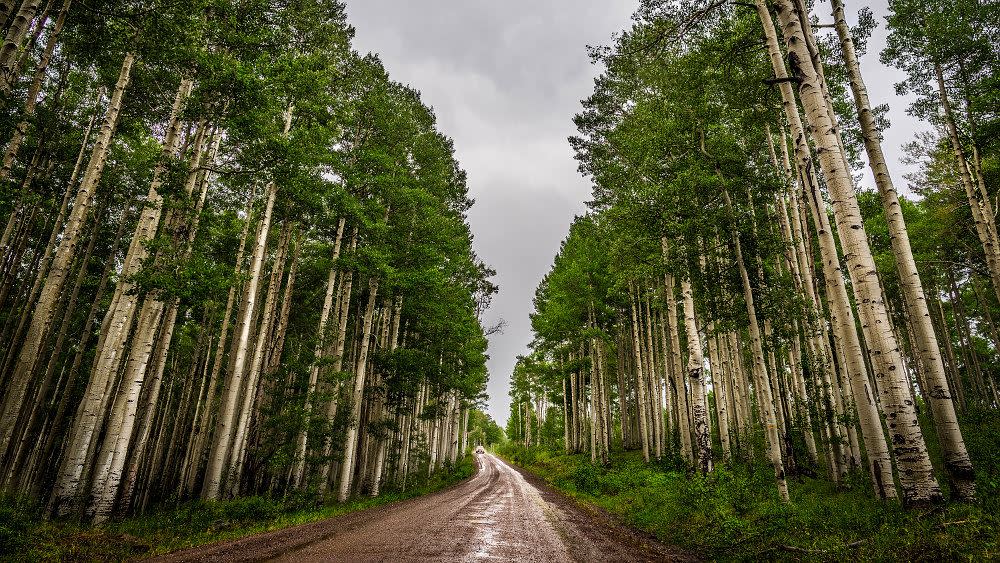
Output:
[{"xmin": 344, "ymin": 0, "xmax": 925, "ymax": 427}]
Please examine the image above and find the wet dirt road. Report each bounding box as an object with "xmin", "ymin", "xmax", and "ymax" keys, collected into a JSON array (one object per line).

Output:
[{"xmin": 154, "ymin": 453, "xmax": 688, "ymax": 562}]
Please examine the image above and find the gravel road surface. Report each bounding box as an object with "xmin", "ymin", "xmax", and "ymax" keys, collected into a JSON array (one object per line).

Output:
[{"xmin": 152, "ymin": 453, "xmax": 689, "ymax": 562}]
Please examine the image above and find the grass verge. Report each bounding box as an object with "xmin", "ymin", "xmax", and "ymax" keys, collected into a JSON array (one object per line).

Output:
[
  {"xmin": 495, "ymin": 441, "xmax": 1000, "ymax": 561},
  {"xmin": 0, "ymin": 456, "xmax": 474, "ymax": 562}
]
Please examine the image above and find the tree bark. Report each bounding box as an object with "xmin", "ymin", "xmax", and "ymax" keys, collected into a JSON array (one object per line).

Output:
[
  {"xmin": 829, "ymin": 0, "xmax": 973, "ymax": 499},
  {"xmin": 772, "ymin": 0, "xmax": 941, "ymax": 505},
  {"xmin": 337, "ymin": 276, "xmax": 379, "ymax": 501},
  {"xmin": 680, "ymin": 278, "xmax": 712, "ymax": 475}
]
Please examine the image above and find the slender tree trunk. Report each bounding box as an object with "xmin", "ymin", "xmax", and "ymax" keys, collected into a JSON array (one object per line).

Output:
[
  {"xmin": 293, "ymin": 218, "xmax": 346, "ymax": 487},
  {"xmin": 661, "ymin": 241, "xmax": 693, "ymax": 462},
  {"xmin": 0, "ymin": 0, "xmax": 71, "ymax": 183},
  {"xmin": 721, "ymin": 190, "xmax": 788, "ymax": 500},
  {"xmin": 337, "ymin": 277, "xmax": 379, "ymax": 501},
  {"xmin": 0, "ymin": 0, "xmax": 43, "ymax": 92},
  {"xmin": 680, "ymin": 278, "xmax": 712, "ymax": 475},
  {"xmin": 772, "ymin": 0, "xmax": 942, "ymax": 505},
  {"xmin": 755, "ymin": 0, "xmax": 897, "ymax": 500},
  {"xmin": 3, "ymin": 55, "xmax": 132, "ymax": 467},
  {"xmin": 629, "ymin": 284, "xmax": 651, "ymax": 463},
  {"xmin": 829, "ymin": 0, "xmax": 973, "ymax": 499},
  {"xmin": 202, "ymin": 107, "xmax": 292, "ymax": 500}
]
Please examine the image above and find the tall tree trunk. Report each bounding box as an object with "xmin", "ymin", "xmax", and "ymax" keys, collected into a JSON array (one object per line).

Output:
[
  {"xmin": 293, "ymin": 217, "xmax": 346, "ymax": 487},
  {"xmin": 0, "ymin": 0, "xmax": 43, "ymax": 92},
  {"xmin": 755, "ymin": 0, "xmax": 897, "ymax": 500},
  {"xmin": 831, "ymin": 0, "xmax": 973, "ymax": 500},
  {"xmin": 3, "ymin": 54, "xmax": 132, "ymax": 465},
  {"xmin": 628, "ymin": 284, "xmax": 651, "ymax": 463},
  {"xmin": 661, "ymin": 240, "xmax": 692, "ymax": 462},
  {"xmin": 772, "ymin": 0, "xmax": 941, "ymax": 505},
  {"xmin": 680, "ymin": 278, "xmax": 712, "ymax": 475},
  {"xmin": 337, "ymin": 277, "xmax": 379, "ymax": 501},
  {"xmin": 202, "ymin": 107, "xmax": 291, "ymax": 500},
  {"xmin": 722, "ymin": 190, "xmax": 788, "ymax": 500},
  {"xmin": 0, "ymin": 0, "xmax": 71, "ymax": 182}
]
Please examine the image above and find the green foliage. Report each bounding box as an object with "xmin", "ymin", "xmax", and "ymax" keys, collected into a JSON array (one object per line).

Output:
[
  {"xmin": 0, "ymin": 456, "xmax": 475, "ymax": 561},
  {"xmin": 502, "ymin": 445, "xmax": 1000, "ymax": 561}
]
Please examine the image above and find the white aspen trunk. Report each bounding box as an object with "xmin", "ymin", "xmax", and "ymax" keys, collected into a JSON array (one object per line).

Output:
[
  {"xmin": 460, "ymin": 406, "xmax": 470, "ymax": 457},
  {"xmin": 723, "ymin": 332, "xmax": 748, "ymax": 444},
  {"xmin": 590, "ymin": 346, "xmax": 598, "ymax": 464},
  {"xmin": 728, "ymin": 332, "xmax": 752, "ymax": 442},
  {"xmin": 681, "ymin": 279, "xmax": 712, "ymax": 475},
  {"xmin": 569, "ymin": 353, "xmax": 578, "ymax": 452},
  {"xmin": 773, "ymin": 0, "xmax": 941, "ymax": 504},
  {"xmin": 449, "ymin": 394, "xmax": 460, "ymax": 465},
  {"xmin": 317, "ymin": 231, "xmax": 358, "ymax": 491},
  {"xmin": 0, "ymin": 0, "xmax": 71, "ymax": 184},
  {"xmin": 562, "ymin": 375, "xmax": 570, "ymax": 453},
  {"xmin": 661, "ymin": 243, "xmax": 693, "ymax": 462},
  {"xmin": 89, "ymin": 113, "xmax": 207, "ymax": 520},
  {"xmin": 707, "ymin": 330, "xmax": 731, "ymax": 462},
  {"xmin": 789, "ymin": 323, "xmax": 818, "ymax": 461},
  {"xmin": 371, "ymin": 296, "xmax": 402, "ymax": 495},
  {"xmin": 187, "ymin": 193, "xmax": 254, "ymax": 495},
  {"xmin": 755, "ymin": 0, "xmax": 896, "ymax": 499},
  {"xmin": 88, "ymin": 78, "xmax": 193, "ymax": 415},
  {"xmin": 337, "ymin": 277, "xmax": 379, "ymax": 501},
  {"xmin": 88, "ymin": 301, "xmax": 166, "ymax": 521},
  {"xmin": 629, "ymin": 285, "xmax": 651, "ymax": 463},
  {"xmin": 809, "ymin": 36, "xmax": 974, "ymax": 493},
  {"xmin": 0, "ymin": 0, "xmax": 42, "ymax": 90},
  {"xmin": 657, "ymin": 311, "xmax": 677, "ymax": 448},
  {"xmin": 594, "ymin": 338, "xmax": 610, "ymax": 463},
  {"xmin": 226, "ymin": 225, "xmax": 291, "ymax": 495},
  {"xmin": 934, "ymin": 73, "xmax": 1000, "ymax": 306},
  {"xmin": 202, "ymin": 107, "xmax": 292, "ymax": 500},
  {"xmin": 6, "ymin": 55, "xmax": 134, "ymax": 474},
  {"xmin": 721, "ymin": 191, "xmax": 787, "ymax": 499},
  {"xmin": 643, "ymin": 297, "xmax": 664, "ymax": 459},
  {"xmin": 293, "ymin": 217, "xmax": 346, "ymax": 487}
]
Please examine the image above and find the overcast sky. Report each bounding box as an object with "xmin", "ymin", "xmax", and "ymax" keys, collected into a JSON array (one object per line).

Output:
[{"xmin": 344, "ymin": 0, "xmax": 923, "ymax": 427}]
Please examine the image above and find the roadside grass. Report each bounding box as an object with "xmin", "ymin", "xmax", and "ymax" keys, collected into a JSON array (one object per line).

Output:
[
  {"xmin": 496, "ymin": 408, "xmax": 1000, "ymax": 561},
  {"xmin": 0, "ymin": 456, "xmax": 474, "ymax": 562}
]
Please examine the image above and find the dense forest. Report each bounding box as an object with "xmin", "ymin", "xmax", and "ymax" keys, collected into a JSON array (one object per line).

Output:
[
  {"xmin": 0, "ymin": 0, "xmax": 499, "ymax": 524},
  {"xmin": 508, "ymin": 0, "xmax": 999, "ymax": 516}
]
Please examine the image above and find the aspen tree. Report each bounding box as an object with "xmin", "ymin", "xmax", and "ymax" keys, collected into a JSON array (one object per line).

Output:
[
  {"xmin": 680, "ymin": 279, "xmax": 712, "ymax": 475},
  {"xmin": 337, "ymin": 276, "xmax": 379, "ymax": 501},
  {"xmin": 753, "ymin": 0, "xmax": 897, "ymax": 499},
  {"xmin": 203, "ymin": 106, "xmax": 293, "ymax": 500},
  {"xmin": 4, "ymin": 54, "xmax": 135, "ymax": 468},
  {"xmin": 772, "ymin": 0, "xmax": 942, "ymax": 504},
  {"xmin": 293, "ymin": 217, "xmax": 346, "ymax": 487}
]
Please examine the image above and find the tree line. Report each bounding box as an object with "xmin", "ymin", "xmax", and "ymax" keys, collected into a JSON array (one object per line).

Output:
[
  {"xmin": 0, "ymin": 0, "xmax": 496, "ymax": 523},
  {"xmin": 508, "ymin": 0, "xmax": 997, "ymax": 508}
]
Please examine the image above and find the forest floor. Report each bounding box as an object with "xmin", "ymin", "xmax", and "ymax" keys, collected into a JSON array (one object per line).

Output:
[
  {"xmin": 497, "ymin": 425, "xmax": 1000, "ymax": 562},
  {"xmin": 146, "ymin": 452, "xmax": 687, "ymax": 562},
  {"xmin": 0, "ymin": 458, "xmax": 474, "ymax": 562}
]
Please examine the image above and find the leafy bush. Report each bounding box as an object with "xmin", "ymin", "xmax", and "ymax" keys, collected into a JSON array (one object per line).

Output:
[
  {"xmin": 0, "ymin": 456, "xmax": 476, "ymax": 561},
  {"xmin": 508, "ymin": 446, "xmax": 1000, "ymax": 561}
]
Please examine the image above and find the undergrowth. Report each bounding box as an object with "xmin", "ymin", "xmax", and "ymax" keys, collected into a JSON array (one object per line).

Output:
[
  {"xmin": 0, "ymin": 456, "xmax": 474, "ymax": 562},
  {"xmin": 497, "ymin": 407, "xmax": 1000, "ymax": 561}
]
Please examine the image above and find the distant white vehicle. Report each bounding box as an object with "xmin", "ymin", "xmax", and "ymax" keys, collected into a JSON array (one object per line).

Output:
[{"xmin": 475, "ymin": 445, "xmax": 485, "ymax": 454}]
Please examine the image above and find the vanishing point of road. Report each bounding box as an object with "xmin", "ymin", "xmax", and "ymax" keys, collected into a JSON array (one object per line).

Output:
[{"xmin": 154, "ymin": 453, "xmax": 689, "ymax": 562}]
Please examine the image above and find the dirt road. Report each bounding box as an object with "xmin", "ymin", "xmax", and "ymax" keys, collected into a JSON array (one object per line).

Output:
[{"xmin": 154, "ymin": 453, "xmax": 688, "ymax": 562}]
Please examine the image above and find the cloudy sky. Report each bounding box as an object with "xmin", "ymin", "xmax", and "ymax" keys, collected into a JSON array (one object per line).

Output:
[{"xmin": 344, "ymin": 0, "xmax": 923, "ymax": 426}]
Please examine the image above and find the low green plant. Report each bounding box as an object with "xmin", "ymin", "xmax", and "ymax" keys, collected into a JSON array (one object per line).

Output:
[
  {"xmin": 500, "ymin": 426, "xmax": 1000, "ymax": 562},
  {"xmin": 0, "ymin": 455, "xmax": 474, "ymax": 562}
]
